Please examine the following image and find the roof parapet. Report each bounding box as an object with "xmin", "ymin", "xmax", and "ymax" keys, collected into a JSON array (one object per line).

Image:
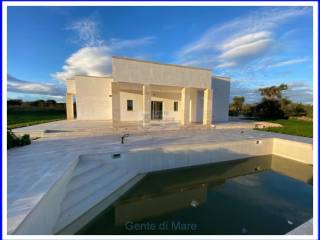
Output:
[{"xmin": 112, "ymin": 56, "xmax": 212, "ymax": 72}]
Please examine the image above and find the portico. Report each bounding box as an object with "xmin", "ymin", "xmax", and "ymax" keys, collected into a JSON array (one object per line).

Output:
[{"xmin": 109, "ymin": 82, "xmax": 212, "ymax": 126}]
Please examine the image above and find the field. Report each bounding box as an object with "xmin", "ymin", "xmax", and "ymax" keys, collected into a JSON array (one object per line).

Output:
[
  {"xmin": 256, "ymin": 119, "xmax": 313, "ymax": 138},
  {"xmin": 8, "ymin": 109, "xmax": 66, "ymax": 129}
]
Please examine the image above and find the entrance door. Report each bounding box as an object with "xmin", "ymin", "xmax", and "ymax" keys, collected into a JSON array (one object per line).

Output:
[{"xmin": 151, "ymin": 101, "xmax": 163, "ymax": 120}]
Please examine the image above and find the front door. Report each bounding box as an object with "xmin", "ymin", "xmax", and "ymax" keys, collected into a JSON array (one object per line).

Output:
[{"xmin": 151, "ymin": 101, "xmax": 163, "ymax": 120}]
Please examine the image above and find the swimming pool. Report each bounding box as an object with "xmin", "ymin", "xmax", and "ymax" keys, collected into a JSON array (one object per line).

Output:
[{"xmin": 79, "ymin": 155, "xmax": 312, "ymax": 235}]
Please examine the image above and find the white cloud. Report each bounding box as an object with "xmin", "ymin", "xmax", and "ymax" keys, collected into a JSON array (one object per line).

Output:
[
  {"xmin": 219, "ymin": 33, "xmax": 273, "ymax": 62},
  {"xmin": 174, "ymin": 7, "xmax": 312, "ymax": 104},
  {"xmin": 220, "ymin": 31, "xmax": 272, "ymax": 51},
  {"xmin": 52, "ymin": 46, "xmax": 112, "ymax": 82},
  {"xmin": 285, "ymin": 82, "xmax": 313, "ymax": 103},
  {"xmin": 8, "ymin": 93, "xmax": 65, "ymax": 102},
  {"xmin": 230, "ymin": 82, "xmax": 261, "ymax": 103},
  {"xmin": 217, "ymin": 31, "xmax": 274, "ymax": 66},
  {"xmin": 110, "ymin": 37, "xmax": 155, "ymax": 51},
  {"xmin": 216, "ymin": 62, "xmax": 237, "ymax": 69},
  {"xmin": 67, "ymin": 17, "xmax": 104, "ymax": 47},
  {"xmin": 176, "ymin": 7, "xmax": 311, "ymax": 68},
  {"xmin": 268, "ymin": 57, "xmax": 309, "ymax": 68},
  {"xmin": 53, "ymin": 18, "xmax": 155, "ymax": 82},
  {"xmin": 7, "ymin": 75, "xmax": 65, "ymax": 97}
]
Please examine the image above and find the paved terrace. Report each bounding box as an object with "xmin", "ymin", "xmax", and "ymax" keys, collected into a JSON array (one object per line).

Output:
[
  {"xmin": 7, "ymin": 120, "xmax": 312, "ymax": 234},
  {"xmin": 12, "ymin": 118, "xmax": 273, "ymax": 139}
]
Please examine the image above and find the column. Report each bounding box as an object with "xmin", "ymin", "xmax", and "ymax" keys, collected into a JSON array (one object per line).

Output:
[
  {"xmin": 142, "ymin": 85, "xmax": 151, "ymax": 126},
  {"xmin": 203, "ymin": 88, "xmax": 213, "ymax": 126},
  {"xmin": 112, "ymin": 82, "xmax": 121, "ymax": 128},
  {"xmin": 180, "ymin": 87, "xmax": 191, "ymax": 125},
  {"xmin": 66, "ymin": 93, "xmax": 74, "ymax": 120},
  {"xmin": 190, "ymin": 88, "xmax": 198, "ymax": 123}
]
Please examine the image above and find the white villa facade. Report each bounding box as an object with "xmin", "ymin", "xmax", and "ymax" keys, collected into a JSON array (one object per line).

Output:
[{"xmin": 66, "ymin": 56, "xmax": 230, "ymax": 127}]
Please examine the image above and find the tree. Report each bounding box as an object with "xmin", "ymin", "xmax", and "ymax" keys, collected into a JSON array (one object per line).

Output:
[
  {"xmin": 242, "ymin": 103, "xmax": 256, "ymax": 117},
  {"xmin": 281, "ymin": 97, "xmax": 294, "ymax": 118},
  {"xmin": 292, "ymin": 103, "xmax": 307, "ymax": 117},
  {"xmin": 46, "ymin": 100, "xmax": 57, "ymax": 105},
  {"xmin": 256, "ymin": 84, "xmax": 288, "ymax": 119},
  {"xmin": 256, "ymin": 99, "xmax": 285, "ymax": 119},
  {"xmin": 258, "ymin": 84, "xmax": 288, "ymax": 100},
  {"xmin": 304, "ymin": 104, "xmax": 313, "ymax": 118},
  {"xmin": 244, "ymin": 83, "xmax": 311, "ymax": 119},
  {"xmin": 229, "ymin": 96, "xmax": 245, "ymax": 116},
  {"xmin": 7, "ymin": 99, "xmax": 23, "ymax": 106},
  {"xmin": 30, "ymin": 100, "xmax": 46, "ymax": 107}
]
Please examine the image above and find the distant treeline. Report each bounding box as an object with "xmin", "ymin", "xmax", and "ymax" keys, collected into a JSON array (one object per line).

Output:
[{"xmin": 7, "ymin": 99, "xmax": 66, "ymax": 112}]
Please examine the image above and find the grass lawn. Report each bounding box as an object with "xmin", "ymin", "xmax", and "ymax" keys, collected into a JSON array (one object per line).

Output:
[
  {"xmin": 256, "ymin": 119, "xmax": 313, "ymax": 138},
  {"xmin": 8, "ymin": 109, "xmax": 66, "ymax": 129}
]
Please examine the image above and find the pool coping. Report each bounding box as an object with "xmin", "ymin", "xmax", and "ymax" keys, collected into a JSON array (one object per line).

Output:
[{"xmin": 7, "ymin": 130, "xmax": 313, "ymax": 236}]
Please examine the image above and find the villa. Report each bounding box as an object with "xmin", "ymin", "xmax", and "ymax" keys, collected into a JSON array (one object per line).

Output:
[
  {"xmin": 8, "ymin": 57, "xmax": 313, "ymax": 236},
  {"xmin": 66, "ymin": 56, "xmax": 230, "ymax": 126},
  {"xmin": 6, "ymin": 4, "xmax": 315, "ymax": 237}
]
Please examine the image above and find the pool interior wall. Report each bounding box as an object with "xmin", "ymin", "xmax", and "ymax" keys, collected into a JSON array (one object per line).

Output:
[
  {"xmin": 11, "ymin": 137, "xmax": 313, "ymax": 235},
  {"xmin": 79, "ymin": 155, "xmax": 313, "ymax": 235}
]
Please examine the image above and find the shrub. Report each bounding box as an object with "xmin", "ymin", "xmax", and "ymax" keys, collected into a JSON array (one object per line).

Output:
[
  {"xmin": 7, "ymin": 99, "xmax": 23, "ymax": 106},
  {"xmin": 304, "ymin": 104, "xmax": 313, "ymax": 118},
  {"xmin": 242, "ymin": 104, "xmax": 256, "ymax": 117},
  {"xmin": 255, "ymin": 99, "xmax": 285, "ymax": 119},
  {"xmin": 7, "ymin": 129, "xmax": 31, "ymax": 149},
  {"xmin": 20, "ymin": 134, "xmax": 32, "ymax": 146},
  {"xmin": 292, "ymin": 103, "xmax": 308, "ymax": 117},
  {"xmin": 7, "ymin": 130, "xmax": 19, "ymax": 149},
  {"xmin": 229, "ymin": 108, "xmax": 239, "ymax": 116}
]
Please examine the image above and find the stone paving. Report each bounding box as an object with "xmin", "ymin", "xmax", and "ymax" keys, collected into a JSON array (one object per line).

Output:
[
  {"xmin": 12, "ymin": 120, "xmax": 183, "ymax": 138},
  {"xmin": 287, "ymin": 219, "xmax": 313, "ymax": 235},
  {"xmin": 7, "ymin": 120, "xmax": 312, "ymax": 234},
  {"xmin": 12, "ymin": 119, "xmax": 280, "ymax": 139}
]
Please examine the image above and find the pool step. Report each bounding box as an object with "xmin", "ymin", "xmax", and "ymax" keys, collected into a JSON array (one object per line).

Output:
[
  {"xmin": 72, "ymin": 159, "xmax": 104, "ymax": 178},
  {"xmin": 61, "ymin": 168, "xmax": 127, "ymax": 211},
  {"xmin": 67, "ymin": 165, "xmax": 116, "ymax": 192},
  {"xmin": 53, "ymin": 159, "xmax": 135, "ymax": 233}
]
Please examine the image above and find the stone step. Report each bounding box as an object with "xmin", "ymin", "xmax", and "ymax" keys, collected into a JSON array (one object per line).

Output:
[
  {"xmin": 67, "ymin": 165, "xmax": 115, "ymax": 192},
  {"xmin": 61, "ymin": 168, "xmax": 127, "ymax": 211},
  {"xmin": 54, "ymin": 172, "xmax": 135, "ymax": 233},
  {"xmin": 72, "ymin": 159, "xmax": 103, "ymax": 178}
]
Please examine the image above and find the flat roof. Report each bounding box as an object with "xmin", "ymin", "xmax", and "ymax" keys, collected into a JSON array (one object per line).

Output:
[
  {"xmin": 212, "ymin": 75, "xmax": 231, "ymax": 81},
  {"xmin": 112, "ymin": 56, "xmax": 212, "ymax": 72},
  {"xmin": 70, "ymin": 75, "xmax": 113, "ymax": 79}
]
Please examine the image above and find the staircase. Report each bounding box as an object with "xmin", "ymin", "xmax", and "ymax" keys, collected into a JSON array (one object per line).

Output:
[{"xmin": 53, "ymin": 158, "xmax": 136, "ymax": 233}]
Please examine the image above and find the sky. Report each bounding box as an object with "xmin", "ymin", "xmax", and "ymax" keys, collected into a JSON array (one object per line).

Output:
[{"xmin": 7, "ymin": 6, "xmax": 313, "ymax": 103}]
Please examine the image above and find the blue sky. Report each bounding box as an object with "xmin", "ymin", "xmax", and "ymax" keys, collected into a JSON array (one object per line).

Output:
[{"xmin": 7, "ymin": 6, "xmax": 313, "ymax": 103}]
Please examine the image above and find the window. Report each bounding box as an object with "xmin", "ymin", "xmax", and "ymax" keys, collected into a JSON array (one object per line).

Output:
[
  {"xmin": 174, "ymin": 101, "xmax": 178, "ymax": 112},
  {"xmin": 127, "ymin": 100, "xmax": 133, "ymax": 111}
]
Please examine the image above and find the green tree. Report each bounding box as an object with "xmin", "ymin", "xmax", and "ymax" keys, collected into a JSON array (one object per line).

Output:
[
  {"xmin": 30, "ymin": 100, "xmax": 46, "ymax": 107},
  {"xmin": 258, "ymin": 84, "xmax": 288, "ymax": 100},
  {"xmin": 229, "ymin": 96, "xmax": 245, "ymax": 116},
  {"xmin": 292, "ymin": 103, "xmax": 308, "ymax": 117},
  {"xmin": 242, "ymin": 103, "xmax": 256, "ymax": 117},
  {"xmin": 7, "ymin": 99, "xmax": 23, "ymax": 106},
  {"xmin": 256, "ymin": 84, "xmax": 288, "ymax": 119},
  {"xmin": 256, "ymin": 99, "xmax": 285, "ymax": 119},
  {"xmin": 281, "ymin": 97, "xmax": 294, "ymax": 118},
  {"xmin": 46, "ymin": 100, "xmax": 57, "ymax": 105}
]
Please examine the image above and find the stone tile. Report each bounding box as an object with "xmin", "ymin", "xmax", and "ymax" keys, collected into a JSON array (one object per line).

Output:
[{"xmin": 7, "ymin": 121, "xmax": 312, "ymax": 234}]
